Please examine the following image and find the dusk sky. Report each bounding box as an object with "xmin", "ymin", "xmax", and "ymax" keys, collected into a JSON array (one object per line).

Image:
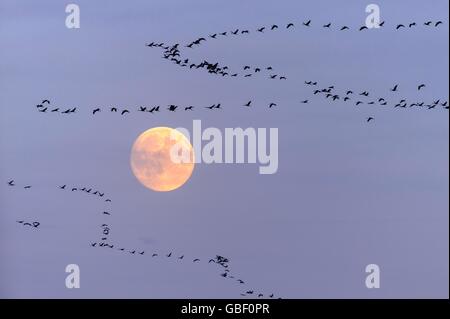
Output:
[{"xmin": 0, "ymin": 0, "xmax": 448, "ymax": 298}]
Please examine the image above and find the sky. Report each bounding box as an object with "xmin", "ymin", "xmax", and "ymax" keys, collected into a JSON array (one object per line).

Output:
[{"xmin": 0, "ymin": 0, "xmax": 448, "ymax": 298}]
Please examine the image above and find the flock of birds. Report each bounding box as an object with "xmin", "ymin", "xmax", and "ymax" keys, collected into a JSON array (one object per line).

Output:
[
  {"xmin": 181, "ymin": 19, "xmax": 445, "ymax": 51},
  {"xmin": 5, "ymin": 179, "xmax": 279, "ymax": 298},
  {"xmin": 34, "ymin": 79, "xmax": 448, "ymax": 124},
  {"xmin": 33, "ymin": 19, "xmax": 447, "ymax": 123},
  {"xmin": 146, "ymin": 19, "xmax": 445, "ymax": 81},
  {"xmin": 15, "ymin": 16, "xmax": 447, "ymax": 298}
]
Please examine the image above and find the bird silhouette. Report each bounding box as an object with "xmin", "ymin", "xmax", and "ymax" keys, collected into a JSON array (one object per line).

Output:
[
  {"xmin": 167, "ymin": 105, "xmax": 178, "ymax": 112},
  {"xmin": 287, "ymin": 23, "xmax": 295, "ymax": 29},
  {"xmin": 323, "ymin": 23, "xmax": 331, "ymax": 28},
  {"xmin": 367, "ymin": 117, "xmax": 375, "ymax": 123},
  {"xmin": 418, "ymin": 84, "xmax": 426, "ymax": 90},
  {"xmin": 244, "ymin": 101, "xmax": 252, "ymax": 107},
  {"xmin": 7, "ymin": 180, "xmax": 15, "ymax": 186},
  {"xmin": 391, "ymin": 84, "xmax": 399, "ymax": 92},
  {"xmin": 303, "ymin": 20, "xmax": 311, "ymax": 27},
  {"xmin": 93, "ymin": 108, "xmax": 101, "ymax": 115},
  {"xmin": 121, "ymin": 109, "xmax": 130, "ymax": 115}
]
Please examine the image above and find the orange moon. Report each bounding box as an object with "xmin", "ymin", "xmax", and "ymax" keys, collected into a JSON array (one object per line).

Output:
[{"xmin": 130, "ymin": 127, "xmax": 195, "ymax": 192}]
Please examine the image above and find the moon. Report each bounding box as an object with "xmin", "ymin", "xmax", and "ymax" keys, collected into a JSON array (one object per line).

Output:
[{"xmin": 130, "ymin": 127, "xmax": 195, "ymax": 192}]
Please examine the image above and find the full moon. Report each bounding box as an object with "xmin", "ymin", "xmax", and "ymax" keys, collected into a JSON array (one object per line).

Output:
[{"xmin": 130, "ymin": 127, "xmax": 195, "ymax": 192}]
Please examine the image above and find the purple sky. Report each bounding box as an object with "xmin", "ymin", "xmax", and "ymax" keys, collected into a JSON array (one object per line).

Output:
[{"xmin": 0, "ymin": 0, "xmax": 448, "ymax": 298}]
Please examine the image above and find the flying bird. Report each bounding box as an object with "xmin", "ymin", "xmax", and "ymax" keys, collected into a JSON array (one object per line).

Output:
[
  {"xmin": 167, "ymin": 105, "xmax": 178, "ymax": 112},
  {"xmin": 367, "ymin": 117, "xmax": 375, "ymax": 123},
  {"xmin": 303, "ymin": 20, "xmax": 311, "ymax": 27},
  {"xmin": 418, "ymin": 84, "xmax": 426, "ymax": 90}
]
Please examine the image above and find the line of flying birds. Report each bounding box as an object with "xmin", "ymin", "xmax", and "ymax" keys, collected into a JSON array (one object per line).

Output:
[
  {"xmin": 6, "ymin": 179, "xmax": 278, "ymax": 298},
  {"xmin": 34, "ymin": 78, "xmax": 448, "ymax": 124},
  {"xmin": 179, "ymin": 19, "xmax": 445, "ymax": 49}
]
